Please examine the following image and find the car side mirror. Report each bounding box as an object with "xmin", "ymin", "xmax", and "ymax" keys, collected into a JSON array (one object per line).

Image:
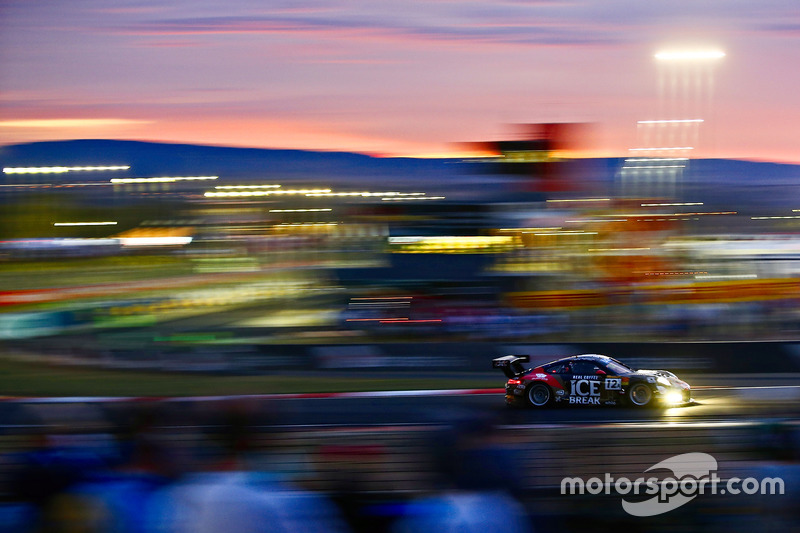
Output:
[{"xmin": 595, "ymin": 369, "xmax": 607, "ymax": 375}]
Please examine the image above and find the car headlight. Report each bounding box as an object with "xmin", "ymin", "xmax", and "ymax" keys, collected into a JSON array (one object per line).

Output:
[{"xmin": 664, "ymin": 391, "xmax": 684, "ymax": 405}]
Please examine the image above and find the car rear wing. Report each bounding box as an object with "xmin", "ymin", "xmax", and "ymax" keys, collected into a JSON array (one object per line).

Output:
[{"xmin": 492, "ymin": 355, "xmax": 531, "ymax": 379}]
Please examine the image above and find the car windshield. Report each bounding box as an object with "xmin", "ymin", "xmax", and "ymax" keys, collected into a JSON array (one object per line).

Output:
[{"xmin": 605, "ymin": 360, "xmax": 632, "ymax": 374}]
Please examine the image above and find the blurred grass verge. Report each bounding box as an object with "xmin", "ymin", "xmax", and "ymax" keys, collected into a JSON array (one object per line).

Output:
[{"xmin": 0, "ymin": 356, "xmax": 498, "ymax": 397}]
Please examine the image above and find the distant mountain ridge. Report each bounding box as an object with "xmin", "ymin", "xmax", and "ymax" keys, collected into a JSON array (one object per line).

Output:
[{"xmin": 2, "ymin": 139, "xmax": 799, "ymax": 210}]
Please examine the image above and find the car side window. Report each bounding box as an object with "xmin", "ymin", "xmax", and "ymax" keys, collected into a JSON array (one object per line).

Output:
[{"xmin": 571, "ymin": 361, "xmax": 602, "ymax": 375}]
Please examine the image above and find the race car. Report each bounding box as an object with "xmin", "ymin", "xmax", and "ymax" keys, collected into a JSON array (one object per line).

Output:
[{"xmin": 492, "ymin": 353, "xmax": 692, "ymax": 408}]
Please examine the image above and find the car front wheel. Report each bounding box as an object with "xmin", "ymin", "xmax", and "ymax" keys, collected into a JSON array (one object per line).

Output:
[
  {"xmin": 628, "ymin": 383, "xmax": 653, "ymax": 407},
  {"xmin": 527, "ymin": 382, "xmax": 552, "ymax": 407}
]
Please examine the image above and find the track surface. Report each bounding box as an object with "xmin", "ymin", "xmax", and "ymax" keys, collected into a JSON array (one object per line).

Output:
[
  {"xmin": 4, "ymin": 376, "xmax": 799, "ymax": 429},
  {"xmin": 263, "ymin": 380, "xmax": 800, "ymax": 428}
]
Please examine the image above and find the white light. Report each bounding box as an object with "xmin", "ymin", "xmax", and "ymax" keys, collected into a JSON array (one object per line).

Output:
[
  {"xmin": 215, "ymin": 185, "xmax": 281, "ymax": 189},
  {"xmin": 625, "ymin": 158, "xmax": 689, "ymax": 162},
  {"xmin": 269, "ymin": 208, "xmax": 332, "ymax": 213},
  {"xmin": 119, "ymin": 236, "xmax": 193, "ymax": 247},
  {"xmin": 275, "ymin": 222, "xmax": 338, "ymax": 227},
  {"xmin": 381, "ymin": 196, "xmax": 445, "ymax": 201},
  {"xmin": 655, "ymin": 50, "xmax": 725, "ymax": 61},
  {"xmin": 695, "ymin": 274, "xmax": 758, "ymax": 280},
  {"xmin": 664, "ymin": 391, "xmax": 685, "ymax": 405},
  {"xmin": 4, "ymin": 166, "xmax": 68, "ymax": 174},
  {"xmin": 112, "ymin": 176, "xmax": 217, "ymax": 184},
  {"xmin": 622, "ymin": 165, "xmax": 685, "ymax": 169},
  {"xmin": 206, "ymin": 188, "xmax": 330, "ymax": 197},
  {"xmin": 638, "ymin": 119, "xmax": 704, "ymax": 124},
  {"xmin": 641, "ymin": 202, "xmax": 703, "ymax": 207},
  {"xmin": 54, "ymin": 221, "xmax": 118, "ymax": 226}
]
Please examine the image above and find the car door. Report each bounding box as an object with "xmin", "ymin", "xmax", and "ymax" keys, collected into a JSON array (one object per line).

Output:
[{"xmin": 564, "ymin": 360, "xmax": 603, "ymax": 405}]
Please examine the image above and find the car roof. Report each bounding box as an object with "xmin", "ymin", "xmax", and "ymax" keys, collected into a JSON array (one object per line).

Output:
[{"xmin": 544, "ymin": 354, "xmax": 614, "ymax": 365}]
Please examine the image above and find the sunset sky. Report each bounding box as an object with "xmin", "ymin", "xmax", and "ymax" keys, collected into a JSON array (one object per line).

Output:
[{"xmin": 1, "ymin": 0, "xmax": 799, "ymax": 162}]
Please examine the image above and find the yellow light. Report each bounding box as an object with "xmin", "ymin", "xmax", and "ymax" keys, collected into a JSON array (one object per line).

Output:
[
  {"xmin": 54, "ymin": 221, "xmax": 118, "ymax": 226},
  {"xmin": 664, "ymin": 391, "xmax": 684, "ymax": 405},
  {"xmin": 655, "ymin": 50, "xmax": 725, "ymax": 61},
  {"xmin": 4, "ymin": 165, "xmax": 130, "ymax": 174},
  {"xmin": 4, "ymin": 166, "xmax": 68, "ymax": 174}
]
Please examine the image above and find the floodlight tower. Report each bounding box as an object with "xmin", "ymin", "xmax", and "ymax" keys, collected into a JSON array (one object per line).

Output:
[{"xmin": 621, "ymin": 49, "xmax": 724, "ymax": 199}]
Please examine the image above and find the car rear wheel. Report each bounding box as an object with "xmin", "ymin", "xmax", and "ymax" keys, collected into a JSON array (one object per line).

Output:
[
  {"xmin": 628, "ymin": 383, "xmax": 653, "ymax": 407},
  {"xmin": 527, "ymin": 382, "xmax": 551, "ymax": 407}
]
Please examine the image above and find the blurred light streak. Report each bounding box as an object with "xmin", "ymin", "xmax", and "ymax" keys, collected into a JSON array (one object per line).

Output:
[
  {"xmin": 214, "ymin": 185, "xmax": 281, "ymax": 189},
  {"xmin": 622, "ymin": 165, "xmax": 685, "ymax": 169},
  {"xmin": 629, "ymin": 147, "xmax": 694, "ymax": 151},
  {"xmin": 381, "ymin": 196, "xmax": 445, "ymax": 201},
  {"xmin": 655, "ymin": 50, "xmax": 726, "ymax": 61},
  {"xmin": 625, "ymin": 158, "xmax": 689, "ymax": 162},
  {"xmin": 351, "ymin": 297, "xmax": 413, "ymax": 300},
  {"xmin": 638, "ymin": 119, "xmax": 704, "ymax": 124},
  {"xmin": 695, "ymin": 274, "xmax": 759, "ymax": 280},
  {"xmin": 606, "ymin": 212, "xmax": 735, "ymax": 217},
  {"xmin": 119, "ymin": 236, "xmax": 193, "ymax": 246},
  {"xmin": 269, "ymin": 208, "xmax": 332, "ymax": 213},
  {"xmin": 534, "ymin": 231, "xmax": 597, "ymax": 235},
  {"xmin": 546, "ymin": 198, "xmax": 611, "ymax": 203},
  {"xmin": 4, "ymin": 165, "xmax": 129, "ymax": 174},
  {"xmin": 304, "ymin": 191, "xmax": 423, "ymax": 197},
  {"xmin": 276, "ymin": 222, "xmax": 338, "ymax": 226},
  {"xmin": 498, "ymin": 227, "xmax": 562, "ymax": 231},
  {"xmin": 53, "ymin": 221, "xmax": 118, "ymax": 226},
  {"xmin": 752, "ymin": 215, "xmax": 800, "ymax": 219},
  {"xmin": 642, "ymin": 202, "xmax": 703, "ymax": 207},
  {"xmin": 112, "ymin": 176, "xmax": 217, "ymax": 183},
  {"xmin": 589, "ymin": 247, "xmax": 651, "ymax": 252},
  {"xmin": 205, "ymin": 188, "xmax": 329, "ymax": 197}
]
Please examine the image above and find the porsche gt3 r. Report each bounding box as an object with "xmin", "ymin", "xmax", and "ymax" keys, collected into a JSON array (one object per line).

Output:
[{"xmin": 492, "ymin": 354, "xmax": 692, "ymax": 408}]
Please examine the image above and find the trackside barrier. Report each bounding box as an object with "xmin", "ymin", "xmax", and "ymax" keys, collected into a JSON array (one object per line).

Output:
[{"xmin": 7, "ymin": 341, "xmax": 800, "ymax": 374}]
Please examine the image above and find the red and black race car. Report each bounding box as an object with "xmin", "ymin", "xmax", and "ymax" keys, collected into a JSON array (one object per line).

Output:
[{"xmin": 492, "ymin": 354, "xmax": 692, "ymax": 408}]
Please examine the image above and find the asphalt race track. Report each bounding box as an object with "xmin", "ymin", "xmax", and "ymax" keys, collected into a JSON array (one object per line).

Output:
[{"xmin": 225, "ymin": 375, "xmax": 800, "ymax": 429}]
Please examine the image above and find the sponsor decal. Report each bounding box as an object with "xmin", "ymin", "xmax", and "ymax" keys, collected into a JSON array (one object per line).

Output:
[
  {"xmin": 570, "ymin": 379, "xmax": 601, "ymax": 397},
  {"xmin": 569, "ymin": 396, "xmax": 599, "ymax": 405}
]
